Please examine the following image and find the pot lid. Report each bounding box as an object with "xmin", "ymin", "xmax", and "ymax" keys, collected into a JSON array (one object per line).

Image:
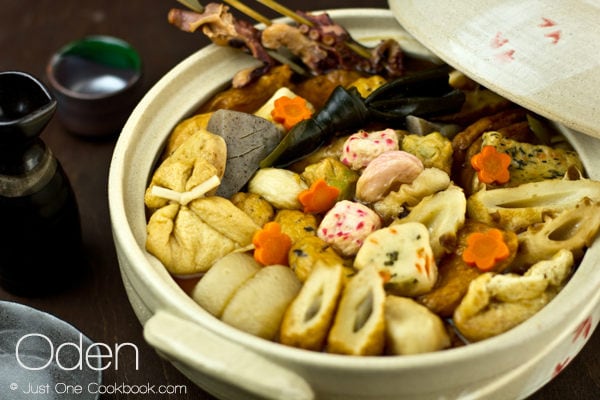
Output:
[{"xmin": 388, "ymin": 0, "xmax": 600, "ymax": 139}]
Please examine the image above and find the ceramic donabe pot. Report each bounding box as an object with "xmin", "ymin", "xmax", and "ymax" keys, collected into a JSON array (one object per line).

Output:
[{"xmin": 108, "ymin": 9, "xmax": 600, "ymax": 400}]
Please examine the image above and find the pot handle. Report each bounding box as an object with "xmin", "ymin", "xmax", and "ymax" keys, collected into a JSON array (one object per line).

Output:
[{"xmin": 143, "ymin": 310, "xmax": 314, "ymax": 400}]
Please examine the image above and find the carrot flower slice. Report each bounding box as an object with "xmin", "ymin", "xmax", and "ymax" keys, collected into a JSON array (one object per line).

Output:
[
  {"xmin": 271, "ymin": 96, "xmax": 313, "ymax": 130},
  {"xmin": 298, "ymin": 178, "xmax": 340, "ymax": 214},
  {"xmin": 252, "ymin": 221, "xmax": 292, "ymax": 266},
  {"xmin": 462, "ymin": 228, "xmax": 510, "ymax": 271},
  {"xmin": 470, "ymin": 145, "xmax": 511, "ymax": 184}
]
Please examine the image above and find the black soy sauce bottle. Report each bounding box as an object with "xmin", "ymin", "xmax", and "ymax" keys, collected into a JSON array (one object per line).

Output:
[{"xmin": 0, "ymin": 71, "xmax": 83, "ymax": 296}]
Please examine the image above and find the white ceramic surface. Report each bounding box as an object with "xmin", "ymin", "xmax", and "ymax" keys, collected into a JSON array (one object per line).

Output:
[
  {"xmin": 388, "ymin": 0, "xmax": 600, "ymax": 139},
  {"xmin": 108, "ymin": 9, "xmax": 600, "ymax": 400}
]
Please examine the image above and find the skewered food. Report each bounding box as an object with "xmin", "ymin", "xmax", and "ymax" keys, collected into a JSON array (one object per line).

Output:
[{"xmin": 168, "ymin": 3, "xmax": 405, "ymax": 87}]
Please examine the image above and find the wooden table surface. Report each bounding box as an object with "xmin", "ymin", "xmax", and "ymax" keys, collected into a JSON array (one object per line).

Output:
[{"xmin": 1, "ymin": 0, "xmax": 598, "ymax": 399}]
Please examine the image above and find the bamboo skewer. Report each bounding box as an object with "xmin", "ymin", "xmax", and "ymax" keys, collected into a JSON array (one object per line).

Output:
[
  {"xmin": 255, "ymin": 0, "xmax": 372, "ymax": 59},
  {"xmin": 345, "ymin": 42, "xmax": 372, "ymax": 59},
  {"xmin": 255, "ymin": 0, "xmax": 314, "ymax": 27},
  {"xmin": 220, "ymin": 0, "xmax": 308, "ymax": 74},
  {"xmin": 176, "ymin": 0, "xmax": 372, "ymax": 59},
  {"xmin": 223, "ymin": 0, "xmax": 273, "ymax": 26},
  {"xmin": 177, "ymin": 0, "xmax": 204, "ymax": 12}
]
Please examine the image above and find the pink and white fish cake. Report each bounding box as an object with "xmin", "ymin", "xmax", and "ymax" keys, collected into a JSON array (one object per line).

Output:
[
  {"xmin": 340, "ymin": 128, "xmax": 399, "ymax": 170},
  {"xmin": 317, "ymin": 200, "xmax": 381, "ymax": 257}
]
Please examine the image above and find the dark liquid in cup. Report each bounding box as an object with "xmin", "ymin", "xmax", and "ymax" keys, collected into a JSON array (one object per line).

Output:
[{"xmin": 52, "ymin": 54, "xmax": 137, "ymax": 96}]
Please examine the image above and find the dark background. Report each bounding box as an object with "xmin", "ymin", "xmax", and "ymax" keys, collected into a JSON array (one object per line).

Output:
[{"xmin": 1, "ymin": 0, "xmax": 598, "ymax": 399}]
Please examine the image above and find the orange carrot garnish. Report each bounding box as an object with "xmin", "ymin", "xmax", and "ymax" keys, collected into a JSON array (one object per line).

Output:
[
  {"xmin": 298, "ymin": 178, "xmax": 340, "ymax": 214},
  {"xmin": 470, "ymin": 145, "xmax": 511, "ymax": 184},
  {"xmin": 252, "ymin": 221, "xmax": 292, "ymax": 266},
  {"xmin": 462, "ymin": 228, "xmax": 510, "ymax": 271},
  {"xmin": 271, "ymin": 95, "xmax": 313, "ymax": 130}
]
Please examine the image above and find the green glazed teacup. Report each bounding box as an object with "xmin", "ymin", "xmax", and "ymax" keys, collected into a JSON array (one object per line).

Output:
[{"xmin": 46, "ymin": 35, "xmax": 143, "ymax": 137}]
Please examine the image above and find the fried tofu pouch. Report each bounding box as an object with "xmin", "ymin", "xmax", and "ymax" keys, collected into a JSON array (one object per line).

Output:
[
  {"xmin": 163, "ymin": 112, "xmax": 213, "ymax": 157},
  {"xmin": 144, "ymin": 129, "xmax": 227, "ymax": 211},
  {"xmin": 454, "ymin": 249, "xmax": 574, "ymax": 342},
  {"xmin": 145, "ymin": 197, "xmax": 260, "ymax": 275}
]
